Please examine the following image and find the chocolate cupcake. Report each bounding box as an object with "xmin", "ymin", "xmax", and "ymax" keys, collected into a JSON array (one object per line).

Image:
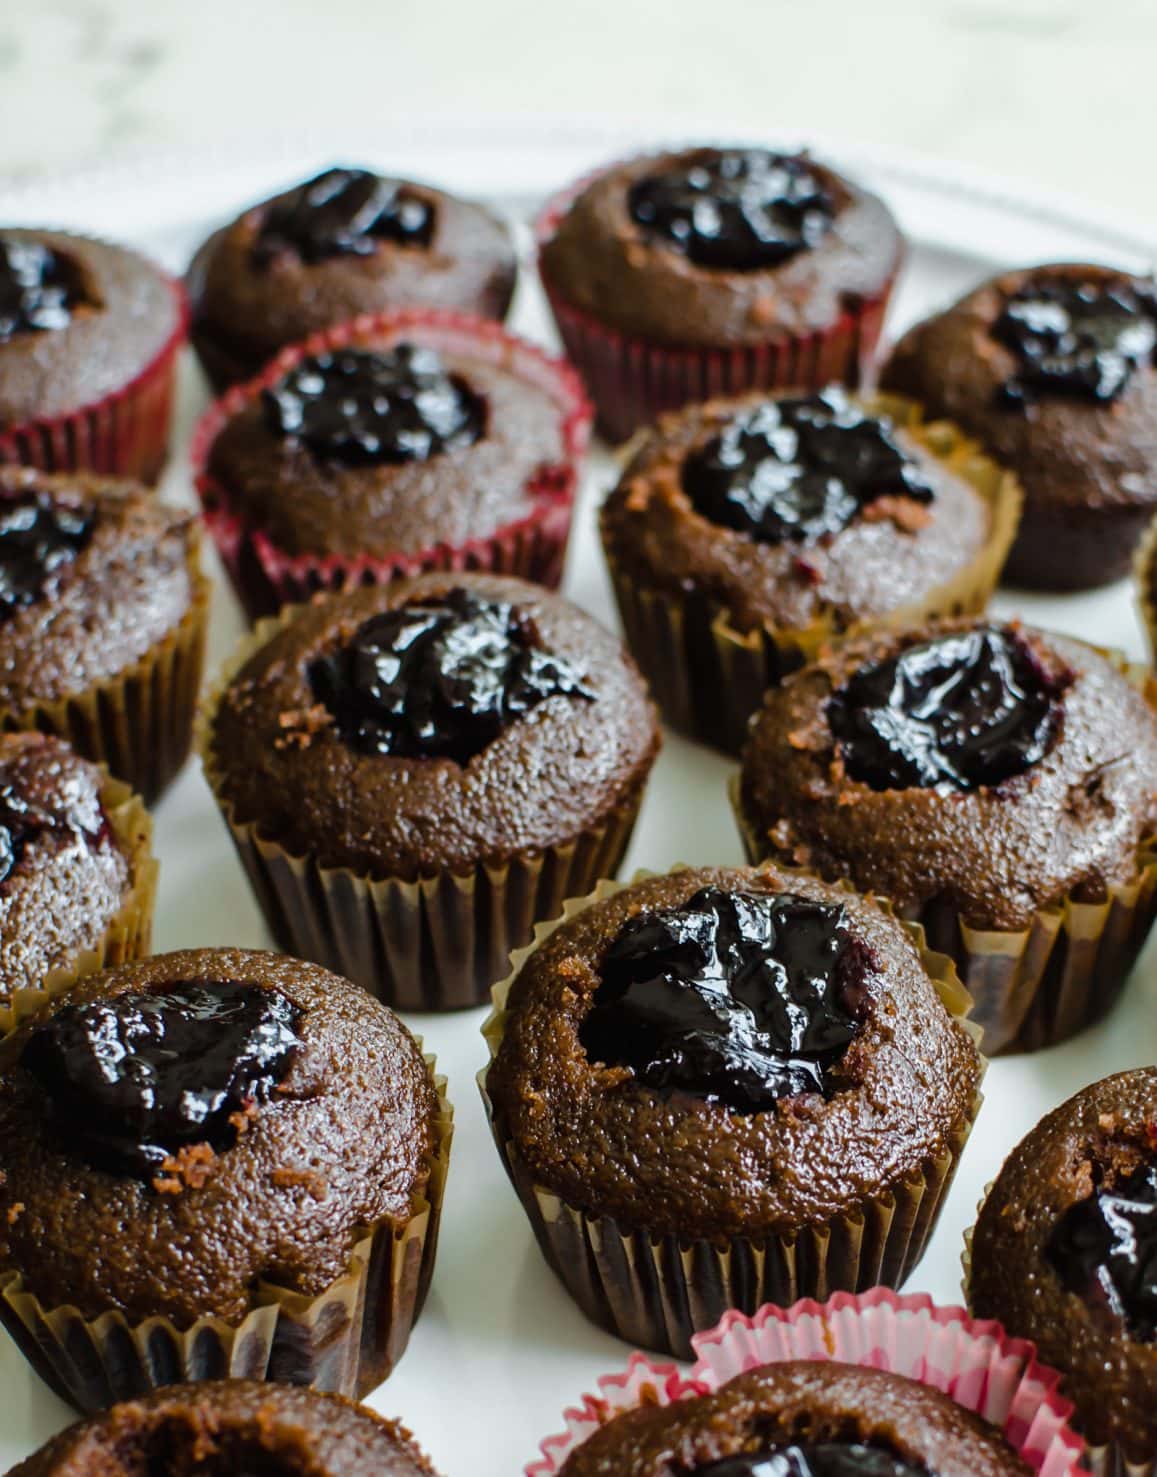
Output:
[
  {"xmin": 556, "ymin": 1362, "xmax": 1032, "ymax": 1476},
  {"xmin": 193, "ymin": 309, "xmax": 590, "ymax": 621},
  {"xmin": 881, "ymin": 262, "xmax": 1157, "ymax": 589},
  {"xmin": 0, "ymin": 465, "xmax": 208, "ymax": 802},
  {"xmin": 0, "ymin": 732, "xmax": 155, "ymax": 1035},
  {"xmin": 537, "ymin": 145, "xmax": 903, "ymax": 442},
  {"xmin": 601, "ymin": 387, "xmax": 1020, "ymax": 753},
  {"xmin": 0, "ymin": 229, "xmax": 186, "ymax": 483},
  {"xmin": 482, "ymin": 862, "xmax": 982, "ymax": 1357},
  {"xmin": 968, "ymin": 1069, "xmax": 1157, "ymax": 1476},
  {"xmin": 187, "ymin": 164, "xmax": 517, "ymax": 390},
  {"xmin": 200, "ymin": 572, "xmax": 660, "ymax": 1011},
  {"xmin": 735, "ymin": 619, "xmax": 1157, "ymax": 1055},
  {"xmin": 7, "ymin": 1380, "xmax": 438, "ymax": 1477},
  {"xmin": 0, "ymin": 947, "xmax": 451, "ymax": 1412}
]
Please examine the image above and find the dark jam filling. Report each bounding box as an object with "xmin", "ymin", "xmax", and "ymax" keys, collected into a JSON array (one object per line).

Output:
[
  {"xmin": 0, "ymin": 494, "xmax": 93, "ymax": 620},
  {"xmin": 1047, "ymin": 1161, "xmax": 1157, "ymax": 1343},
  {"xmin": 0, "ymin": 774, "xmax": 105, "ymax": 887},
  {"xmin": 629, "ymin": 149, "xmax": 835, "ymax": 271},
  {"xmin": 579, "ymin": 886, "xmax": 874, "ymax": 1112},
  {"xmin": 262, "ymin": 344, "xmax": 485, "ymax": 467},
  {"xmin": 21, "ymin": 981, "xmax": 303, "ymax": 1180},
  {"xmin": 827, "ymin": 626, "xmax": 1064, "ymax": 793},
  {"xmin": 994, "ymin": 277, "xmax": 1157, "ymax": 406},
  {"xmin": 682, "ymin": 389, "xmax": 934, "ymax": 545},
  {"xmin": 696, "ymin": 1446, "xmax": 927, "ymax": 1477},
  {"xmin": 0, "ymin": 237, "xmax": 86, "ymax": 341},
  {"xmin": 253, "ymin": 166, "xmax": 434, "ymax": 264},
  {"xmin": 309, "ymin": 588, "xmax": 594, "ymax": 765}
]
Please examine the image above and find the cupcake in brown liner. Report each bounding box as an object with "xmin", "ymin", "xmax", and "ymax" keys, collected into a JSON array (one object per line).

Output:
[
  {"xmin": 881, "ymin": 262, "xmax": 1157, "ymax": 590},
  {"xmin": 0, "ymin": 229, "xmax": 186, "ymax": 484},
  {"xmin": 199, "ymin": 572, "xmax": 660, "ymax": 1011},
  {"xmin": 0, "ymin": 465, "xmax": 208, "ymax": 803},
  {"xmin": 0, "ymin": 947, "xmax": 452, "ymax": 1413},
  {"xmin": 966, "ymin": 1069, "xmax": 1157, "ymax": 1476},
  {"xmin": 191, "ymin": 309, "xmax": 591, "ymax": 622},
  {"xmin": 0, "ymin": 731, "xmax": 156, "ymax": 1037},
  {"xmin": 734, "ymin": 618, "xmax": 1157, "ymax": 1056},
  {"xmin": 8, "ymin": 1379, "xmax": 440, "ymax": 1477},
  {"xmin": 601, "ymin": 388, "xmax": 1021, "ymax": 755},
  {"xmin": 480, "ymin": 862, "xmax": 984, "ymax": 1359},
  {"xmin": 187, "ymin": 164, "xmax": 517, "ymax": 390},
  {"xmin": 536, "ymin": 145, "xmax": 903, "ymax": 443}
]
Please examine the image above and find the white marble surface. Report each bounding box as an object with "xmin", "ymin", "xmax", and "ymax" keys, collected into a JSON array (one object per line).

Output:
[{"xmin": 0, "ymin": 0, "xmax": 1156, "ymax": 234}]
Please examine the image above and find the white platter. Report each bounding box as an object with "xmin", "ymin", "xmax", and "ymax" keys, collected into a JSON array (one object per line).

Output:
[{"xmin": 2, "ymin": 122, "xmax": 1157, "ymax": 1474}]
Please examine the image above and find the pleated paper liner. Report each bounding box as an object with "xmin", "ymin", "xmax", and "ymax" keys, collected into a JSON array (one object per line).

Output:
[
  {"xmin": 197, "ymin": 606, "xmax": 646, "ymax": 1012},
  {"xmin": 534, "ymin": 156, "xmax": 898, "ymax": 445},
  {"xmin": 0, "ymin": 269, "xmax": 188, "ymax": 485},
  {"xmin": 0, "ymin": 766, "xmax": 158, "ymax": 1037},
  {"xmin": 190, "ymin": 309, "xmax": 593, "ymax": 623},
  {"xmin": 480, "ymin": 869, "xmax": 985, "ymax": 1361},
  {"xmin": 602, "ymin": 400, "xmax": 1023, "ymax": 756},
  {"xmin": 0, "ymin": 1056, "xmax": 452, "ymax": 1414},
  {"xmin": 1135, "ymin": 509, "xmax": 1157, "ymax": 666}
]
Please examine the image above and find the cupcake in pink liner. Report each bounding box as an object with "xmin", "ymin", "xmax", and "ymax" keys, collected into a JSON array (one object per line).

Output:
[
  {"xmin": 191, "ymin": 308, "xmax": 591, "ymax": 621},
  {"xmin": 536, "ymin": 145, "xmax": 903, "ymax": 444},
  {"xmin": 532, "ymin": 1290, "xmax": 1086, "ymax": 1477},
  {"xmin": 0, "ymin": 230, "xmax": 187, "ymax": 484}
]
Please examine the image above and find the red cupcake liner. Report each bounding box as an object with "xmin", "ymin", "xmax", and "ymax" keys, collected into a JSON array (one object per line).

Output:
[
  {"xmin": 534, "ymin": 160, "xmax": 897, "ymax": 444},
  {"xmin": 191, "ymin": 309, "xmax": 592, "ymax": 622},
  {"xmin": 0, "ymin": 272, "xmax": 188, "ymax": 485}
]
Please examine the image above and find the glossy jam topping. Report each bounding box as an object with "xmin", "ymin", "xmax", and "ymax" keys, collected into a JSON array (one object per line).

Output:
[
  {"xmin": 0, "ymin": 237, "xmax": 86, "ymax": 341},
  {"xmin": 994, "ymin": 277, "xmax": 1157, "ymax": 406},
  {"xmin": 0, "ymin": 770, "xmax": 104, "ymax": 887},
  {"xmin": 580, "ymin": 886, "xmax": 873, "ymax": 1112},
  {"xmin": 1047, "ymin": 1161, "xmax": 1157, "ymax": 1342},
  {"xmin": 628, "ymin": 149, "xmax": 835, "ymax": 271},
  {"xmin": 0, "ymin": 493, "xmax": 93, "ymax": 620},
  {"xmin": 828, "ymin": 626, "xmax": 1063, "ymax": 793},
  {"xmin": 254, "ymin": 166, "xmax": 434, "ymax": 263},
  {"xmin": 21, "ymin": 981, "xmax": 302, "ymax": 1180},
  {"xmin": 263, "ymin": 344, "xmax": 485, "ymax": 467},
  {"xmin": 696, "ymin": 1446, "xmax": 926, "ymax": 1477},
  {"xmin": 682, "ymin": 390, "xmax": 934, "ymax": 544},
  {"xmin": 310, "ymin": 588, "xmax": 594, "ymax": 764}
]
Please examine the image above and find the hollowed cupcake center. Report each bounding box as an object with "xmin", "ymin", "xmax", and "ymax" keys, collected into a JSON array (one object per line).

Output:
[
  {"xmin": 254, "ymin": 165, "xmax": 434, "ymax": 263},
  {"xmin": 20, "ymin": 981, "xmax": 302, "ymax": 1186},
  {"xmin": 262, "ymin": 344, "xmax": 485, "ymax": 466},
  {"xmin": 827, "ymin": 625, "xmax": 1065, "ymax": 793},
  {"xmin": 0, "ymin": 491, "xmax": 93, "ymax": 619},
  {"xmin": 309, "ymin": 587, "xmax": 594, "ymax": 764},
  {"xmin": 681, "ymin": 390, "xmax": 934, "ymax": 545},
  {"xmin": 580, "ymin": 885, "xmax": 876, "ymax": 1112},
  {"xmin": 89, "ymin": 1422, "xmax": 336, "ymax": 1475},
  {"xmin": 628, "ymin": 149, "xmax": 835, "ymax": 270},
  {"xmin": 0, "ymin": 236, "xmax": 91, "ymax": 341},
  {"xmin": 695, "ymin": 1445, "xmax": 927, "ymax": 1476}
]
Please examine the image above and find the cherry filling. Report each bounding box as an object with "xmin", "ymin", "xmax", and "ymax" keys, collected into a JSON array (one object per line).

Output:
[
  {"xmin": 309, "ymin": 588, "xmax": 594, "ymax": 764},
  {"xmin": 628, "ymin": 149, "xmax": 835, "ymax": 270},
  {"xmin": 0, "ymin": 236, "xmax": 87, "ymax": 341},
  {"xmin": 682, "ymin": 390, "xmax": 934, "ymax": 544},
  {"xmin": 580, "ymin": 886, "xmax": 875, "ymax": 1112},
  {"xmin": 695, "ymin": 1446, "xmax": 927, "ymax": 1476},
  {"xmin": 994, "ymin": 277, "xmax": 1157, "ymax": 406},
  {"xmin": 0, "ymin": 493, "xmax": 93, "ymax": 619},
  {"xmin": 21, "ymin": 981, "xmax": 302, "ymax": 1180},
  {"xmin": 253, "ymin": 166, "xmax": 434, "ymax": 263},
  {"xmin": 827, "ymin": 626, "xmax": 1064, "ymax": 793},
  {"xmin": 262, "ymin": 344, "xmax": 485, "ymax": 467},
  {"xmin": 1047, "ymin": 1161, "xmax": 1157, "ymax": 1343}
]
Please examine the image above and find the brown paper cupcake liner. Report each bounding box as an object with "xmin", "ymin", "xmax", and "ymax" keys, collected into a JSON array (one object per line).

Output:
[
  {"xmin": 1134, "ymin": 509, "xmax": 1157, "ymax": 666},
  {"xmin": 0, "ymin": 768, "xmax": 158, "ymax": 1037},
  {"xmin": 0, "ymin": 1056, "xmax": 452, "ymax": 1413},
  {"xmin": 603, "ymin": 400, "xmax": 1022, "ymax": 755},
  {"xmin": 479, "ymin": 869, "xmax": 984, "ymax": 1359},
  {"xmin": 197, "ymin": 608, "xmax": 646, "ymax": 1012}
]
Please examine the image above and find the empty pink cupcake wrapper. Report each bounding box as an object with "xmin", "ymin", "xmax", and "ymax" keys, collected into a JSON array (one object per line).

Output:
[
  {"xmin": 191, "ymin": 309, "xmax": 592, "ymax": 622},
  {"xmin": 0, "ymin": 271, "xmax": 188, "ymax": 485},
  {"xmin": 530, "ymin": 1289, "xmax": 1087, "ymax": 1476}
]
